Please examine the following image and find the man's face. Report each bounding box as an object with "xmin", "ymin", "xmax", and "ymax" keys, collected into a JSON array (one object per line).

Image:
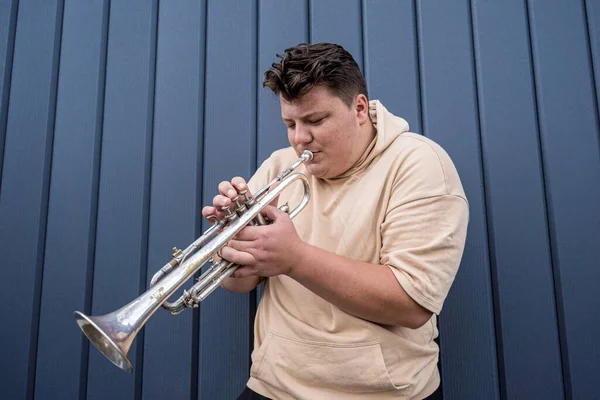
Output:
[{"xmin": 281, "ymin": 85, "xmax": 371, "ymax": 179}]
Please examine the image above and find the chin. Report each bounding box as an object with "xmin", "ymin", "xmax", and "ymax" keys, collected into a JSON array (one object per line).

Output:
[
  {"xmin": 305, "ymin": 164, "xmax": 323, "ymax": 177},
  {"xmin": 306, "ymin": 165, "xmax": 332, "ymax": 179}
]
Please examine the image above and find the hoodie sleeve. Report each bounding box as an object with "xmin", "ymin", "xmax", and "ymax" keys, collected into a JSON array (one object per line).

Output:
[{"xmin": 379, "ymin": 137, "xmax": 469, "ymax": 314}]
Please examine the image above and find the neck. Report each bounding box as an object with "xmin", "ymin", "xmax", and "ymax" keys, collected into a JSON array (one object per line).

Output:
[{"xmin": 357, "ymin": 122, "xmax": 377, "ymax": 153}]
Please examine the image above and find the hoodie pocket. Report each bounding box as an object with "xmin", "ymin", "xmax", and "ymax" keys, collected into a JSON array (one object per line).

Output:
[{"xmin": 250, "ymin": 332, "xmax": 410, "ymax": 394}]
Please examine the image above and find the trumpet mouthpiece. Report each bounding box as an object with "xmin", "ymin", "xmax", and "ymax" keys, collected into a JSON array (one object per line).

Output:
[{"xmin": 301, "ymin": 150, "xmax": 314, "ymax": 161}]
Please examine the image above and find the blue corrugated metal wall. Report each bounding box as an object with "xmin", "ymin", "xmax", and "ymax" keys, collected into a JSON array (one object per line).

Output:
[{"xmin": 0, "ymin": 0, "xmax": 598, "ymax": 399}]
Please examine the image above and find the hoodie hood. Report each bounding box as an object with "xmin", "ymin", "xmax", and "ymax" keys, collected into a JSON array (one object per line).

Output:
[{"xmin": 334, "ymin": 100, "xmax": 410, "ymax": 179}]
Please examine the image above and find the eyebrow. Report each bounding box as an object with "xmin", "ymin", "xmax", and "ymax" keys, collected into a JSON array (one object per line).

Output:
[{"xmin": 282, "ymin": 112, "xmax": 327, "ymax": 122}]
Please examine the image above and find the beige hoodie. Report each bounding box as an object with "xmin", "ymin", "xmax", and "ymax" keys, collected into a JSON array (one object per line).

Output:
[{"xmin": 246, "ymin": 101, "xmax": 469, "ymax": 400}]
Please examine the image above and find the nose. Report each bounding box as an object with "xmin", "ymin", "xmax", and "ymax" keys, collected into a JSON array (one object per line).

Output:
[{"xmin": 292, "ymin": 123, "xmax": 313, "ymax": 145}]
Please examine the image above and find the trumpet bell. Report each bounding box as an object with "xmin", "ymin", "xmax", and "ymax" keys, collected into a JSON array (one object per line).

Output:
[{"xmin": 74, "ymin": 311, "xmax": 134, "ymax": 372}]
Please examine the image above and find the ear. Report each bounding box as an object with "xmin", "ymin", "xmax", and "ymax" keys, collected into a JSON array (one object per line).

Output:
[{"xmin": 354, "ymin": 94, "xmax": 370, "ymax": 126}]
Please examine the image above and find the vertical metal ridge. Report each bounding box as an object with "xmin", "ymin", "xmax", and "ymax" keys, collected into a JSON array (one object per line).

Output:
[
  {"xmin": 467, "ymin": 1, "xmax": 503, "ymax": 399},
  {"xmin": 194, "ymin": 0, "xmax": 210, "ymax": 397},
  {"xmin": 134, "ymin": 1, "xmax": 159, "ymax": 399},
  {"xmin": 360, "ymin": 0, "xmax": 368, "ymax": 84},
  {"xmin": 79, "ymin": 1, "xmax": 111, "ymax": 399},
  {"xmin": 27, "ymin": 0, "xmax": 65, "ymax": 398},
  {"xmin": 0, "ymin": 0, "xmax": 19, "ymax": 194},
  {"xmin": 414, "ymin": 0, "xmax": 426, "ymax": 136},
  {"xmin": 249, "ymin": 0, "xmax": 258, "ymax": 175},
  {"xmin": 582, "ymin": 0, "xmax": 600, "ymax": 146},
  {"xmin": 307, "ymin": 0, "xmax": 312, "ymax": 43},
  {"xmin": 249, "ymin": 0, "xmax": 260, "ymax": 372},
  {"xmin": 411, "ymin": 0, "xmax": 423, "ymax": 135},
  {"xmin": 524, "ymin": 0, "xmax": 570, "ymax": 398},
  {"xmin": 253, "ymin": 0, "xmax": 259, "ymax": 173},
  {"xmin": 411, "ymin": 0, "xmax": 444, "ymax": 398}
]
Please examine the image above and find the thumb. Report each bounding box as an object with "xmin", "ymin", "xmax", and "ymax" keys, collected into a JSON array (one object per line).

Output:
[{"xmin": 261, "ymin": 204, "xmax": 287, "ymax": 221}]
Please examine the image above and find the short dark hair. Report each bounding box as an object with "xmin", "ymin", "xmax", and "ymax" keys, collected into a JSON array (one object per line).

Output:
[{"xmin": 263, "ymin": 42, "xmax": 368, "ymax": 107}]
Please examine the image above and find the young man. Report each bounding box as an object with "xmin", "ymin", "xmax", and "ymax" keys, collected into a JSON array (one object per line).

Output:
[{"xmin": 202, "ymin": 43, "xmax": 469, "ymax": 400}]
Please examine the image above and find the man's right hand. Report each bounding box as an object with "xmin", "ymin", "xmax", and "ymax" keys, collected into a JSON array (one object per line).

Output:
[
  {"xmin": 201, "ymin": 176, "xmax": 250, "ymax": 224},
  {"xmin": 201, "ymin": 176, "xmax": 263, "ymax": 293}
]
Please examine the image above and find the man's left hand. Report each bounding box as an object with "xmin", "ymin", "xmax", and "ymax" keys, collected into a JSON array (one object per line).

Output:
[{"xmin": 220, "ymin": 205, "xmax": 305, "ymax": 278}]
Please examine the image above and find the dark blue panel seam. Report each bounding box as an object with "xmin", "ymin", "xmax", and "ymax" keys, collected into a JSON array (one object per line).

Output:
[
  {"xmin": 524, "ymin": 0, "xmax": 570, "ymax": 398},
  {"xmin": 413, "ymin": 6, "xmax": 443, "ymax": 395},
  {"xmin": 582, "ymin": 0, "xmax": 600, "ymax": 150},
  {"xmin": 360, "ymin": 0, "xmax": 367, "ymax": 82},
  {"xmin": 194, "ymin": 0, "xmax": 210, "ymax": 397},
  {"xmin": 28, "ymin": 1, "xmax": 65, "ymax": 399},
  {"xmin": 79, "ymin": 1, "xmax": 111, "ymax": 399},
  {"xmin": 249, "ymin": 0, "xmax": 260, "ymax": 372},
  {"xmin": 307, "ymin": 0, "xmax": 312, "ymax": 43},
  {"xmin": 412, "ymin": 0, "xmax": 423, "ymax": 135},
  {"xmin": 0, "ymin": 0, "xmax": 18, "ymax": 194},
  {"xmin": 251, "ymin": 0, "xmax": 258, "ymax": 184},
  {"xmin": 468, "ymin": 1, "xmax": 503, "ymax": 399},
  {"xmin": 134, "ymin": 1, "xmax": 159, "ymax": 399},
  {"xmin": 254, "ymin": 0, "xmax": 259, "ymax": 173},
  {"xmin": 414, "ymin": 0, "xmax": 426, "ymax": 137}
]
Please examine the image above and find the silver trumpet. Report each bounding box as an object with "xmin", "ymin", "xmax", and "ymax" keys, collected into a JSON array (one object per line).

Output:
[{"xmin": 74, "ymin": 150, "xmax": 313, "ymax": 372}]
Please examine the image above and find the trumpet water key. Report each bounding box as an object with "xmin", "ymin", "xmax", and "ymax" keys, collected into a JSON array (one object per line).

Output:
[{"xmin": 74, "ymin": 150, "xmax": 313, "ymax": 372}]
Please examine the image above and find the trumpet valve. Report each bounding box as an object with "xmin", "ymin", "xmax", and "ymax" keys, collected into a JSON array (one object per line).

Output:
[
  {"xmin": 242, "ymin": 190, "xmax": 255, "ymax": 208},
  {"xmin": 234, "ymin": 196, "xmax": 247, "ymax": 215},
  {"xmin": 221, "ymin": 205, "xmax": 238, "ymax": 222},
  {"xmin": 279, "ymin": 202, "xmax": 290, "ymax": 214},
  {"xmin": 240, "ymin": 189, "xmax": 251, "ymax": 201}
]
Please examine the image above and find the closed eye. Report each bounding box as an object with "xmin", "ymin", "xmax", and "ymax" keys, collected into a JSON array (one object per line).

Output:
[{"xmin": 308, "ymin": 117, "xmax": 325, "ymax": 125}]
